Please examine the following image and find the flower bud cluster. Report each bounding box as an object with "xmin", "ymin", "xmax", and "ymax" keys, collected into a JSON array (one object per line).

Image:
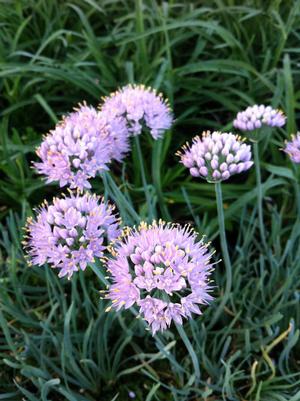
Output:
[
  {"xmin": 233, "ymin": 105, "xmax": 286, "ymax": 131},
  {"xmin": 178, "ymin": 131, "xmax": 253, "ymax": 182}
]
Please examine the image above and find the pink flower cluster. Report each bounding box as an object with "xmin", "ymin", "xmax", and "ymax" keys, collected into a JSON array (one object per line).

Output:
[
  {"xmin": 106, "ymin": 221, "xmax": 214, "ymax": 334},
  {"xmin": 25, "ymin": 192, "xmax": 120, "ymax": 279},
  {"xmin": 34, "ymin": 104, "xmax": 129, "ymax": 190},
  {"xmin": 35, "ymin": 86, "xmax": 173, "ymax": 190},
  {"xmin": 100, "ymin": 84, "xmax": 173, "ymax": 139},
  {"xmin": 233, "ymin": 105, "xmax": 286, "ymax": 131},
  {"xmin": 178, "ymin": 131, "xmax": 253, "ymax": 182}
]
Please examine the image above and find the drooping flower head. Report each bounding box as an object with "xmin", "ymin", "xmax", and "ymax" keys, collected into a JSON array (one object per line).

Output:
[
  {"xmin": 283, "ymin": 133, "xmax": 300, "ymax": 163},
  {"xmin": 34, "ymin": 104, "xmax": 129, "ymax": 190},
  {"xmin": 105, "ymin": 221, "xmax": 214, "ymax": 334},
  {"xmin": 233, "ymin": 104, "xmax": 286, "ymax": 132},
  {"xmin": 99, "ymin": 84, "xmax": 173, "ymax": 139},
  {"xmin": 177, "ymin": 131, "xmax": 253, "ymax": 182},
  {"xmin": 24, "ymin": 192, "xmax": 121, "ymax": 279}
]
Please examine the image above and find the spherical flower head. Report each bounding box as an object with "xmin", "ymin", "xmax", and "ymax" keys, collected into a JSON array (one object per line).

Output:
[
  {"xmin": 106, "ymin": 221, "xmax": 214, "ymax": 335},
  {"xmin": 99, "ymin": 84, "xmax": 173, "ymax": 139},
  {"xmin": 177, "ymin": 131, "xmax": 253, "ymax": 182},
  {"xmin": 283, "ymin": 133, "xmax": 300, "ymax": 163},
  {"xmin": 233, "ymin": 104, "xmax": 286, "ymax": 132},
  {"xmin": 34, "ymin": 104, "xmax": 129, "ymax": 190},
  {"xmin": 24, "ymin": 192, "xmax": 121, "ymax": 279}
]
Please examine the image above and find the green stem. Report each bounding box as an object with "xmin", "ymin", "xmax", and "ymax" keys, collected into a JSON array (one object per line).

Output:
[
  {"xmin": 292, "ymin": 164, "xmax": 300, "ymax": 216},
  {"xmin": 209, "ymin": 182, "xmax": 232, "ymax": 328},
  {"xmin": 134, "ymin": 135, "xmax": 155, "ymax": 220},
  {"xmin": 253, "ymin": 141, "xmax": 268, "ymax": 251},
  {"xmin": 288, "ymin": 167, "xmax": 300, "ymax": 255},
  {"xmin": 152, "ymin": 139, "xmax": 171, "ymax": 220},
  {"xmin": 176, "ymin": 324, "xmax": 200, "ymax": 381}
]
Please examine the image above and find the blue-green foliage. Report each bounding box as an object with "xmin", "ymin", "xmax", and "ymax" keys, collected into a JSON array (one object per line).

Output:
[{"xmin": 1, "ymin": 1, "xmax": 300, "ymax": 400}]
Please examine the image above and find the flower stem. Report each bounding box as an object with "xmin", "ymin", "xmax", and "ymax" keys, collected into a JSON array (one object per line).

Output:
[
  {"xmin": 176, "ymin": 323, "xmax": 200, "ymax": 381},
  {"xmin": 253, "ymin": 141, "xmax": 268, "ymax": 251},
  {"xmin": 134, "ymin": 135, "xmax": 155, "ymax": 220},
  {"xmin": 292, "ymin": 164, "xmax": 300, "ymax": 216},
  {"xmin": 152, "ymin": 139, "xmax": 171, "ymax": 220},
  {"xmin": 209, "ymin": 182, "xmax": 232, "ymax": 328}
]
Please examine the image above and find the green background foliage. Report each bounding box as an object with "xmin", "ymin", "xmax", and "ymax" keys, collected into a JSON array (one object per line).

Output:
[{"xmin": 0, "ymin": 0, "xmax": 300, "ymax": 400}]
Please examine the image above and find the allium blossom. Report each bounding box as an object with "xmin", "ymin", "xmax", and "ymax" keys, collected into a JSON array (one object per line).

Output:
[
  {"xmin": 106, "ymin": 221, "xmax": 214, "ymax": 334},
  {"xmin": 99, "ymin": 84, "xmax": 173, "ymax": 139},
  {"xmin": 177, "ymin": 131, "xmax": 253, "ymax": 182},
  {"xmin": 283, "ymin": 133, "xmax": 300, "ymax": 163},
  {"xmin": 233, "ymin": 104, "xmax": 286, "ymax": 131},
  {"xmin": 34, "ymin": 104, "xmax": 129, "ymax": 190},
  {"xmin": 25, "ymin": 192, "xmax": 120, "ymax": 279}
]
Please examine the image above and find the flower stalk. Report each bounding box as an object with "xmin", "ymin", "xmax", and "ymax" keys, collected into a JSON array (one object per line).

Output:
[
  {"xmin": 176, "ymin": 323, "xmax": 200, "ymax": 381},
  {"xmin": 134, "ymin": 135, "xmax": 155, "ymax": 220},
  {"xmin": 253, "ymin": 141, "xmax": 268, "ymax": 251},
  {"xmin": 209, "ymin": 181, "xmax": 232, "ymax": 327}
]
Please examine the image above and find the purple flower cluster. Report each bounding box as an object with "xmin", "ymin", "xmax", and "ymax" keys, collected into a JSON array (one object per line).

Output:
[
  {"xmin": 100, "ymin": 84, "xmax": 173, "ymax": 139},
  {"xmin": 25, "ymin": 192, "xmax": 120, "ymax": 279},
  {"xmin": 283, "ymin": 133, "xmax": 300, "ymax": 163},
  {"xmin": 34, "ymin": 104, "xmax": 129, "ymax": 190},
  {"xmin": 233, "ymin": 105, "xmax": 286, "ymax": 131},
  {"xmin": 106, "ymin": 221, "xmax": 214, "ymax": 334},
  {"xmin": 178, "ymin": 131, "xmax": 253, "ymax": 182}
]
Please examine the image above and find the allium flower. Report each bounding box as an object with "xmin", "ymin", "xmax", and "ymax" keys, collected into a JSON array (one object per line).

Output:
[
  {"xmin": 177, "ymin": 131, "xmax": 253, "ymax": 182},
  {"xmin": 106, "ymin": 221, "xmax": 214, "ymax": 334},
  {"xmin": 24, "ymin": 192, "xmax": 121, "ymax": 279},
  {"xmin": 233, "ymin": 104, "xmax": 286, "ymax": 131},
  {"xmin": 99, "ymin": 84, "xmax": 173, "ymax": 139},
  {"xmin": 283, "ymin": 133, "xmax": 300, "ymax": 163},
  {"xmin": 34, "ymin": 104, "xmax": 129, "ymax": 190}
]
